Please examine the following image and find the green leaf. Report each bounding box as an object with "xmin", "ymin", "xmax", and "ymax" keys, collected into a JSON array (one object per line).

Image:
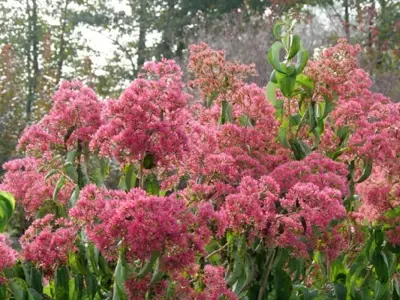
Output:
[
  {"xmin": 9, "ymin": 278, "xmax": 35, "ymax": 300},
  {"xmin": 270, "ymin": 70, "xmax": 278, "ymax": 84},
  {"xmin": 219, "ymin": 100, "xmax": 233, "ymax": 125},
  {"xmin": 52, "ymin": 177, "xmax": 67, "ymax": 201},
  {"xmin": 275, "ymin": 269, "xmax": 293, "ymax": 300},
  {"xmin": 321, "ymin": 95, "xmax": 335, "ymax": 119},
  {"xmin": 372, "ymin": 250, "xmax": 389, "ymax": 284},
  {"xmin": 334, "ymin": 283, "xmax": 347, "ymax": 300},
  {"xmin": 355, "ymin": 157, "xmax": 373, "ymax": 183},
  {"xmin": 226, "ymin": 252, "xmax": 245, "ymax": 286},
  {"xmin": 112, "ymin": 251, "xmax": 127, "ymax": 300},
  {"xmin": 288, "ymin": 35, "xmax": 301, "ymax": 59},
  {"xmin": 144, "ymin": 174, "xmax": 160, "ymax": 196},
  {"xmin": 273, "ymin": 21, "xmax": 287, "ymax": 39},
  {"xmin": 150, "ymin": 258, "xmax": 165, "ymax": 285},
  {"xmin": 143, "ymin": 153, "xmax": 155, "ymax": 169},
  {"xmin": 206, "ymin": 91, "xmax": 219, "ymax": 108},
  {"xmin": 374, "ymin": 229, "xmax": 384, "ymax": 247},
  {"xmin": 0, "ymin": 191, "xmax": 15, "ymax": 232},
  {"xmin": 136, "ymin": 251, "xmax": 160, "ymax": 279},
  {"xmin": 28, "ymin": 288, "xmax": 43, "ymax": 300},
  {"xmin": 289, "ymin": 139, "xmax": 311, "ymax": 160},
  {"xmin": 70, "ymin": 275, "xmax": 84, "ymax": 300},
  {"xmin": 386, "ymin": 243, "xmax": 400, "ymax": 253},
  {"xmin": 55, "ymin": 266, "xmax": 69, "ymax": 300},
  {"xmin": 278, "ymin": 73, "xmax": 296, "ymax": 98},
  {"xmin": 24, "ymin": 264, "xmax": 43, "ymax": 294},
  {"xmin": 267, "ymin": 42, "xmax": 286, "ymax": 73},
  {"xmin": 0, "ymin": 284, "xmax": 7, "ymax": 299},
  {"xmin": 266, "ymin": 81, "xmax": 278, "ymax": 106},
  {"xmin": 85, "ymin": 273, "xmax": 98, "ymax": 300},
  {"xmin": 296, "ymin": 74, "xmax": 314, "ymax": 93},
  {"xmin": 68, "ymin": 252, "xmax": 87, "ymax": 275},
  {"xmin": 120, "ymin": 164, "xmax": 136, "ymax": 192},
  {"xmin": 295, "ymin": 47, "xmax": 309, "ymax": 74},
  {"xmin": 68, "ymin": 186, "xmax": 80, "ymax": 208},
  {"xmin": 37, "ymin": 200, "xmax": 58, "ymax": 219}
]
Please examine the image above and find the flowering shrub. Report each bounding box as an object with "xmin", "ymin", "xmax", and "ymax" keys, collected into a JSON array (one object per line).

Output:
[{"xmin": 0, "ymin": 17, "xmax": 399, "ymax": 299}]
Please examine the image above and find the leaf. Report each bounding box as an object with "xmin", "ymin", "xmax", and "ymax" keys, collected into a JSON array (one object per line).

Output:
[
  {"xmin": 85, "ymin": 273, "xmax": 98, "ymax": 300},
  {"xmin": 9, "ymin": 278, "xmax": 35, "ymax": 300},
  {"xmin": 0, "ymin": 191, "xmax": 15, "ymax": 232},
  {"xmin": 120, "ymin": 164, "xmax": 136, "ymax": 192},
  {"xmin": 112, "ymin": 252, "xmax": 127, "ymax": 300},
  {"xmin": 267, "ymin": 41, "xmax": 286, "ymax": 73},
  {"xmin": 321, "ymin": 95, "xmax": 335, "ymax": 119},
  {"xmin": 386, "ymin": 242, "xmax": 400, "ymax": 254},
  {"xmin": 28, "ymin": 288, "xmax": 43, "ymax": 300},
  {"xmin": 270, "ymin": 70, "xmax": 278, "ymax": 84},
  {"xmin": 355, "ymin": 157, "xmax": 373, "ymax": 183},
  {"xmin": 289, "ymin": 139, "xmax": 312, "ymax": 160},
  {"xmin": 273, "ymin": 21, "xmax": 287, "ymax": 39},
  {"xmin": 144, "ymin": 174, "xmax": 160, "ymax": 196},
  {"xmin": 150, "ymin": 258, "xmax": 165, "ymax": 285},
  {"xmin": 68, "ymin": 186, "xmax": 80, "ymax": 208},
  {"xmin": 334, "ymin": 283, "xmax": 347, "ymax": 300},
  {"xmin": 295, "ymin": 47, "xmax": 309, "ymax": 74},
  {"xmin": 288, "ymin": 34, "xmax": 301, "ymax": 59},
  {"xmin": 275, "ymin": 269, "xmax": 293, "ymax": 300},
  {"xmin": 206, "ymin": 91, "xmax": 219, "ymax": 108},
  {"xmin": 266, "ymin": 81, "xmax": 278, "ymax": 106},
  {"xmin": 372, "ymin": 250, "xmax": 389, "ymax": 284},
  {"xmin": 0, "ymin": 284, "xmax": 7, "ymax": 299},
  {"xmin": 226, "ymin": 252, "xmax": 245, "ymax": 286},
  {"xmin": 55, "ymin": 266, "xmax": 69, "ymax": 300},
  {"xmin": 136, "ymin": 251, "xmax": 159, "ymax": 279},
  {"xmin": 37, "ymin": 200, "xmax": 58, "ymax": 219},
  {"xmin": 52, "ymin": 176, "xmax": 66, "ymax": 201},
  {"xmin": 143, "ymin": 152, "xmax": 155, "ymax": 169},
  {"xmin": 296, "ymin": 74, "xmax": 314, "ymax": 93},
  {"xmin": 278, "ymin": 73, "xmax": 296, "ymax": 98},
  {"xmin": 374, "ymin": 229, "xmax": 384, "ymax": 247},
  {"xmin": 70, "ymin": 275, "xmax": 84, "ymax": 300},
  {"xmin": 219, "ymin": 100, "xmax": 233, "ymax": 125}
]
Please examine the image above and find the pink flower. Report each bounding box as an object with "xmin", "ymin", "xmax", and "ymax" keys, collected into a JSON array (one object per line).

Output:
[
  {"xmin": 198, "ymin": 265, "xmax": 237, "ymax": 300},
  {"xmin": 20, "ymin": 214, "xmax": 77, "ymax": 275},
  {"xmin": 0, "ymin": 234, "xmax": 18, "ymax": 283},
  {"xmin": 0, "ymin": 157, "xmax": 73, "ymax": 216},
  {"xmin": 91, "ymin": 60, "xmax": 190, "ymax": 172},
  {"xmin": 18, "ymin": 81, "xmax": 102, "ymax": 155}
]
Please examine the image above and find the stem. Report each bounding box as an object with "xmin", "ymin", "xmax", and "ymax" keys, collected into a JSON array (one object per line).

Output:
[
  {"xmin": 258, "ymin": 249, "xmax": 276, "ymax": 300},
  {"xmin": 205, "ymin": 243, "xmax": 228, "ymax": 260},
  {"xmin": 139, "ymin": 158, "xmax": 144, "ymax": 189}
]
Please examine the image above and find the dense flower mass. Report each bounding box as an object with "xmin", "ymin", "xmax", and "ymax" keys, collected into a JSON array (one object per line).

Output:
[
  {"xmin": 0, "ymin": 35, "xmax": 399, "ymax": 299},
  {"xmin": 0, "ymin": 234, "xmax": 18, "ymax": 283},
  {"xmin": 91, "ymin": 60, "xmax": 190, "ymax": 170},
  {"xmin": 18, "ymin": 80, "xmax": 102, "ymax": 155},
  {"xmin": 0, "ymin": 157, "xmax": 73, "ymax": 216},
  {"xmin": 19, "ymin": 214, "xmax": 77, "ymax": 275},
  {"xmin": 70, "ymin": 184, "xmax": 217, "ymax": 270}
]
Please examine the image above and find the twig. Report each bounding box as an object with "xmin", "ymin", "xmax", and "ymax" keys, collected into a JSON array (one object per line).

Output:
[
  {"xmin": 205, "ymin": 243, "xmax": 228, "ymax": 260},
  {"xmin": 258, "ymin": 249, "xmax": 276, "ymax": 300}
]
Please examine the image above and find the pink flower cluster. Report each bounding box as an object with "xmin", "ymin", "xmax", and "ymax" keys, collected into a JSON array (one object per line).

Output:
[
  {"xmin": 19, "ymin": 214, "xmax": 77, "ymax": 275},
  {"xmin": 223, "ymin": 153, "xmax": 348, "ymax": 257},
  {"xmin": 91, "ymin": 60, "xmax": 190, "ymax": 170},
  {"xmin": 70, "ymin": 184, "xmax": 223, "ymax": 270},
  {"xmin": 18, "ymin": 80, "xmax": 102, "ymax": 154},
  {"xmin": 0, "ymin": 234, "xmax": 18, "ymax": 283},
  {"xmin": 183, "ymin": 44, "xmax": 289, "ymax": 203},
  {"xmin": 0, "ymin": 157, "xmax": 73, "ymax": 216}
]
